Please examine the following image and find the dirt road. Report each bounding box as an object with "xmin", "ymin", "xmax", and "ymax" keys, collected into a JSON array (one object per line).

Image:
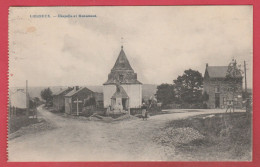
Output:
[{"xmin": 8, "ymin": 106, "xmax": 231, "ymax": 161}]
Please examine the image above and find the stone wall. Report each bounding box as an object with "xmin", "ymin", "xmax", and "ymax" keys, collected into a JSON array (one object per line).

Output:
[{"xmin": 204, "ymin": 78, "xmax": 243, "ymax": 109}]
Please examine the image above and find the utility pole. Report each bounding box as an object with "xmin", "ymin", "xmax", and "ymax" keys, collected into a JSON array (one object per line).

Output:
[
  {"xmin": 244, "ymin": 61, "xmax": 248, "ymax": 93},
  {"xmin": 26, "ymin": 80, "xmax": 29, "ymax": 117}
]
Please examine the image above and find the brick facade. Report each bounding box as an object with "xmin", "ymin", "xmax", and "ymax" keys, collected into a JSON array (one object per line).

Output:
[{"xmin": 203, "ymin": 64, "xmax": 243, "ymax": 109}]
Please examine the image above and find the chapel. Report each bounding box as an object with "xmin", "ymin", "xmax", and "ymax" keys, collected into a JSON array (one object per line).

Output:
[{"xmin": 103, "ymin": 46, "xmax": 142, "ymax": 111}]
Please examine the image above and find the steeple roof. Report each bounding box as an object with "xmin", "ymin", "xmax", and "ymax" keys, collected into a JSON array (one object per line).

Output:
[
  {"xmin": 103, "ymin": 45, "xmax": 142, "ymax": 85},
  {"xmin": 111, "ymin": 46, "xmax": 133, "ymax": 72}
]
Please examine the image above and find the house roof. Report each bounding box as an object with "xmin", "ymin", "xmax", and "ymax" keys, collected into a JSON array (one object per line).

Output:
[
  {"xmin": 112, "ymin": 85, "xmax": 129, "ymax": 99},
  {"xmin": 205, "ymin": 65, "xmax": 243, "ymax": 79},
  {"xmin": 206, "ymin": 66, "xmax": 229, "ymax": 78},
  {"xmin": 111, "ymin": 46, "xmax": 133, "ymax": 72},
  {"xmin": 65, "ymin": 87, "xmax": 93, "ymax": 97},
  {"xmin": 53, "ymin": 88, "xmax": 69, "ymax": 96},
  {"xmin": 53, "ymin": 87, "xmax": 73, "ymax": 96},
  {"xmin": 9, "ymin": 89, "xmax": 28, "ymax": 109}
]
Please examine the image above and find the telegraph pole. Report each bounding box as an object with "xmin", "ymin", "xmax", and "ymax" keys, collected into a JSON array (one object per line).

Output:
[
  {"xmin": 26, "ymin": 80, "xmax": 29, "ymax": 116},
  {"xmin": 244, "ymin": 61, "xmax": 248, "ymax": 93}
]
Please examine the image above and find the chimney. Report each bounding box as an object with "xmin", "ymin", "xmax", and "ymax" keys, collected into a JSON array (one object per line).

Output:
[
  {"xmin": 76, "ymin": 86, "xmax": 79, "ymax": 91},
  {"xmin": 206, "ymin": 63, "xmax": 208, "ymax": 68}
]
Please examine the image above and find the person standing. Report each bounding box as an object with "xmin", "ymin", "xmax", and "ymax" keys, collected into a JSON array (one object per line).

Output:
[
  {"xmin": 226, "ymin": 100, "xmax": 233, "ymax": 113},
  {"xmin": 141, "ymin": 103, "xmax": 147, "ymax": 120}
]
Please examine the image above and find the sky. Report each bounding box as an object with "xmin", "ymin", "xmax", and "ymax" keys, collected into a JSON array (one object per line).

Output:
[{"xmin": 9, "ymin": 6, "xmax": 253, "ymax": 88}]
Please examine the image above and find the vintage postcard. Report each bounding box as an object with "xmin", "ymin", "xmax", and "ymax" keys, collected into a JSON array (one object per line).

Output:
[{"xmin": 8, "ymin": 6, "xmax": 253, "ymax": 161}]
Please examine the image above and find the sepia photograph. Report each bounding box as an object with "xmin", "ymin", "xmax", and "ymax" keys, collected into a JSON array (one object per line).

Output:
[{"xmin": 8, "ymin": 6, "xmax": 253, "ymax": 161}]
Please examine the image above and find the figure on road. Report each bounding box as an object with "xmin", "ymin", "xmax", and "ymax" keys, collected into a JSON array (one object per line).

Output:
[{"xmin": 141, "ymin": 103, "xmax": 148, "ymax": 120}]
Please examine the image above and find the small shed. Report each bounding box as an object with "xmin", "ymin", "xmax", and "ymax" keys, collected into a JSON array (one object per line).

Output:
[
  {"xmin": 64, "ymin": 87, "xmax": 94, "ymax": 115},
  {"xmin": 53, "ymin": 87, "xmax": 73, "ymax": 111},
  {"xmin": 94, "ymin": 92, "xmax": 104, "ymax": 108}
]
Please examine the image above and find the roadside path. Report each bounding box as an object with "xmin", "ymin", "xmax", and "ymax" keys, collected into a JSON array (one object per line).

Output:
[{"xmin": 8, "ymin": 106, "xmax": 236, "ymax": 161}]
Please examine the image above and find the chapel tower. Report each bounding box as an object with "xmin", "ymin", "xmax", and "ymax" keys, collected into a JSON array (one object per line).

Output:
[{"xmin": 103, "ymin": 46, "xmax": 142, "ymax": 110}]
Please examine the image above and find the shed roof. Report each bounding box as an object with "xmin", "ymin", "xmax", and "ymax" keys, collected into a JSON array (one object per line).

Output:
[
  {"xmin": 94, "ymin": 92, "xmax": 103, "ymax": 101},
  {"xmin": 65, "ymin": 87, "xmax": 93, "ymax": 97},
  {"xmin": 53, "ymin": 89, "xmax": 67, "ymax": 96},
  {"xmin": 53, "ymin": 87, "xmax": 74, "ymax": 96}
]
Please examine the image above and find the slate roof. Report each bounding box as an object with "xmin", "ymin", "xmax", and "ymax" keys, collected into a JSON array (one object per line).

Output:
[
  {"xmin": 65, "ymin": 87, "xmax": 93, "ymax": 97},
  {"xmin": 205, "ymin": 65, "xmax": 242, "ymax": 78},
  {"xmin": 112, "ymin": 85, "xmax": 129, "ymax": 99},
  {"xmin": 94, "ymin": 92, "xmax": 103, "ymax": 101},
  {"xmin": 104, "ymin": 46, "xmax": 142, "ymax": 85},
  {"xmin": 206, "ymin": 66, "xmax": 229, "ymax": 78},
  {"xmin": 53, "ymin": 88, "xmax": 72, "ymax": 96},
  {"xmin": 111, "ymin": 46, "xmax": 134, "ymax": 72},
  {"xmin": 104, "ymin": 78, "xmax": 142, "ymax": 85}
]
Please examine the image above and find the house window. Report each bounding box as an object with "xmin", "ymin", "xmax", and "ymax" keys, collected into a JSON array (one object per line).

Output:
[
  {"xmin": 223, "ymin": 97, "xmax": 226, "ymax": 105},
  {"xmin": 215, "ymin": 86, "xmax": 220, "ymax": 93}
]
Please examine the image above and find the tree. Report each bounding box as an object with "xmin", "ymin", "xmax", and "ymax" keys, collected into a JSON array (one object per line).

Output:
[
  {"xmin": 40, "ymin": 88, "xmax": 53, "ymax": 103},
  {"xmin": 224, "ymin": 59, "xmax": 243, "ymax": 112},
  {"xmin": 173, "ymin": 69, "xmax": 203, "ymax": 104},
  {"xmin": 156, "ymin": 84, "xmax": 175, "ymax": 106},
  {"xmin": 33, "ymin": 97, "xmax": 40, "ymax": 106}
]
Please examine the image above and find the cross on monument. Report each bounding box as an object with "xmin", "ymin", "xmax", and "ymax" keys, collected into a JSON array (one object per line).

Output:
[{"xmin": 74, "ymin": 98, "xmax": 82, "ymax": 116}]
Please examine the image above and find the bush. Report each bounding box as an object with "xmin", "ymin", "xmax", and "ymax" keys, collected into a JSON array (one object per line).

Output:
[{"xmin": 82, "ymin": 108, "xmax": 94, "ymax": 117}]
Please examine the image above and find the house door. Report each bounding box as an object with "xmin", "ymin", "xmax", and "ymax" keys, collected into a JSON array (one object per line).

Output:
[
  {"xmin": 215, "ymin": 93, "xmax": 220, "ymax": 108},
  {"xmin": 122, "ymin": 98, "xmax": 127, "ymax": 110}
]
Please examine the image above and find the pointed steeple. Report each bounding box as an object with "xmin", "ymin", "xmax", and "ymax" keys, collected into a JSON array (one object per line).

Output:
[
  {"xmin": 111, "ymin": 46, "xmax": 133, "ymax": 72},
  {"xmin": 103, "ymin": 45, "xmax": 142, "ymax": 85}
]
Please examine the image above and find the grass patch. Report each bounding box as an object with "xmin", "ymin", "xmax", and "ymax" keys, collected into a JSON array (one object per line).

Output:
[
  {"xmin": 166, "ymin": 112, "xmax": 252, "ymax": 161},
  {"xmin": 8, "ymin": 116, "xmax": 38, "ymax": 134}
]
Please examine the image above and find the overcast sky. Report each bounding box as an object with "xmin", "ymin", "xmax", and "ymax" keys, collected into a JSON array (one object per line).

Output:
[{"xmin": 9, "ymin": 6, "xmax": 253, "ymax": 88}]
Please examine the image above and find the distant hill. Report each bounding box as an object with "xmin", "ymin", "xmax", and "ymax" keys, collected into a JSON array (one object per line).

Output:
[{"xmin": 9, "ymin": 84, "xmax": 158, "ymax": 100}]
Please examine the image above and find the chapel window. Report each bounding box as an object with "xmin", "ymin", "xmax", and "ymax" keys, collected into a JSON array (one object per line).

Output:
[{"xmin": 119, "ymin": 74, "xmax": 124, "ymax": 82}]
